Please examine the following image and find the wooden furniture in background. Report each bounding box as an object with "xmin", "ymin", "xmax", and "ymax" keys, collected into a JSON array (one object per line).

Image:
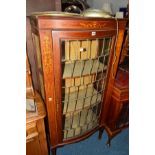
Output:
[
  {"xmin": 26, "ymin": 54, "xmax": 48, "ymax": 155},
  {"xmin": 27, "ymin": 17, "xmax": 40, "ymax": 91},
  {"xmin": 26, "ymin": 0, "xmax": 62, "ymax": 16},
  {"xmin": 55, "ymin": 0, "xmax": 62, "ymax": 11},
  {"xmin": 26, "ymin": 91, "xmax": 48, "ymax": 155},
  {"xmin": 29, "ymin": 14, "xmax": 127, "ymax": 155},
  {"xmin": 104, "ymin": 69, "xmax": 129, "ymax": 146},
  {"xmin": 103, "ymin": 26, "xmax": 129, "ymax": 146},
  {"xmin": 26, "ymin": 53, "xmax": 35, "ymax": 98},
  {"xmin": 119, "ymin": 29, "xmax": 129, "ymax": 65},
  {"xmin": 27, "ymin": 0, "xmax": 54, "ymax": 16}
]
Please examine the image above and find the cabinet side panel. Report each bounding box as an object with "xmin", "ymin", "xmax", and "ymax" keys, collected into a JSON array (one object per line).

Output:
[
  {"xmin": 26, "ymin": 17, "xmax": 39, "ymax": 91},
  {"xmin": 26, "ymin": 137, "xmax": 42, "ymax": 155},
  {"xmin": 37, "ymin": 119, "xmax": 48, "ymax": 155},
  {"xmin": 32, "ymin": 34, "xmax": 46, "ymax": 100},
  {"xmin": 39, "ymin": 30, "xmax": 59, "ymax": 146},
  {"xmin": 100, "ymin": 28, "xmax": 126, "ymax": 125},
  {"xmin": 106, "ymin": 97, "xmax": 122, "ymax": 130}
]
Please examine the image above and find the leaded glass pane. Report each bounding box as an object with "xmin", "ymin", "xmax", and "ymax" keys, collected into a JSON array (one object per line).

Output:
[{"xmin": 61, "ymin": 38, "xmax": 112, "ymax": 140}]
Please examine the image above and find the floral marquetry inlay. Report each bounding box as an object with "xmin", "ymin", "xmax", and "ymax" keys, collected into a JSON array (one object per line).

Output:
[
  {"xmin": 43, "ymin": 35, "xmax": 53, "ymax": 68},
  {"xmin": 80, "ymin": 22, "xmax": 107, "ymax": 29},
  {"xmin": 40, "ymin": 32, "xmax": 54, "ymax": 101}
]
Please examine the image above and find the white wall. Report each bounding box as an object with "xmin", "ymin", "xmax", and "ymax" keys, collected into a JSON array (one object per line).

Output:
[{"xmin": 87, "ymin": 0, "xmax": 128, "ymax": 14}]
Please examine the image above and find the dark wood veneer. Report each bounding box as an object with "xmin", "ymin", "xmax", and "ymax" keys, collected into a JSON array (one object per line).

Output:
[{"xmin": 29, "ymin": 15, "xmax": 127, "ymax": 154}]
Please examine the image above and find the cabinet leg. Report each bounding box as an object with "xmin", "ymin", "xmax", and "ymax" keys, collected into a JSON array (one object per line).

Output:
[
  {"xmin": 98, "ymin": 128, "xmax": 104, "ymax": 140},
  {"xmin": 106, "ymin": 137, "xmax": 111, "ymax": 147},
  {"xmin": 51, "ymin": 148, "xmax": 56, "ymax": 155}
]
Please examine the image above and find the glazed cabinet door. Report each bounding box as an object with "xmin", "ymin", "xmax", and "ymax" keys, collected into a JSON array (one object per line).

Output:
[{"xmin": 52, "ymin": 30, "xmax": 117, "ymax": 142}]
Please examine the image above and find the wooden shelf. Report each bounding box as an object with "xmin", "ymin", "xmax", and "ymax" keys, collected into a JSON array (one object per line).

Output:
[
  {"xmin": 62, "ymin": 59, "xmax": 107, "ymax": 78},
  {"xmin": 63, "ymin": 109, "xmax": 98, "ymax": 139},
  {"xmin": 26, "ymin": 91, "xmax": 48, "ymax": 155},
  {"xmin": 26, "ymin": 92, "xmax": 46, "ymax": 123},
  {"xmin": 63, "ymin": 86, "xmax": 102, "ymax": 114}
]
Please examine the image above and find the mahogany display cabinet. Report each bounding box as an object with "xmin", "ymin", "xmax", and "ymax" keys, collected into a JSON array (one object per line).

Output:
[{"xmin": 29, "ymin": 12, "xmax": 127, "ymax": 154}]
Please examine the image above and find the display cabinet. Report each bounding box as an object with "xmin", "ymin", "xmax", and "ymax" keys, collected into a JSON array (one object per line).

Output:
[{"xmin": 29, "ymin": 12, "xmax": 127, "ymax": 154}]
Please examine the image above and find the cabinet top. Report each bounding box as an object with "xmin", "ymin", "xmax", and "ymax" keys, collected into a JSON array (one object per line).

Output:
[
  {"xmin": 29, "ymin": 11, "xmax": 127, "ymax": 30},
  {"xmin": 30, "ymin": 11, "xmax": 127, "ymax": 21}
]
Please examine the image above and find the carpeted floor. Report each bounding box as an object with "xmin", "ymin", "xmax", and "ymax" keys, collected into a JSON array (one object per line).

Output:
[{"xmin": 51, "ymin": 128, "xmax": 129, "ymax": 155}]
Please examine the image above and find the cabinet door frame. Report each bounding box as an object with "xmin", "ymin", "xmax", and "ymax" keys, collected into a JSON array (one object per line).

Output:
[{"xmin": 52, "ymin": 30, "xmax": 117, "ymax": 143}]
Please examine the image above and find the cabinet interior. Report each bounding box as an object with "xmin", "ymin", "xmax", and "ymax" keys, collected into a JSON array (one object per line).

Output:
[{"xmin": 61, "ymin": 38, "xmax": 112, "ymax": 140}]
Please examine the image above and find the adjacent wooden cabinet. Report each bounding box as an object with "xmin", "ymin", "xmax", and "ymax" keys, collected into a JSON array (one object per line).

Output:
[
  {"xmin": 104, "ymin": 68, "xmax": 129, "ymax": 146},
  {"xmin": 26, "ymin": 52, "xmax": 48, "ymax": 155},
  {"xmin": 104, "ymin": 27, "xmax": 129, "ymax": 146},
  {"xmin": 29, "ymin": 13, "xmax": 127, "ymax": 154},
  {"xmin": 26, "ymin": 92, "xmax": 48, "ymax": 155}
]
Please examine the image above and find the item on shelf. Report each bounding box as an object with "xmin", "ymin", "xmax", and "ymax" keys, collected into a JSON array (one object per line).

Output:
[
  {"xmin": 119, "ymin": 7, "xmax": 128, "ymax": 17},
  {"xmin": 115, "ymin": 12, "xmax": 124, "ymax": 19},
  {"xmin": 102, "ymin": 2, "xmax": 113, "ymax": 15},
  {"xmin": 31, "ymin": 11, "xmax": 80, "ymax": 17},
  {"xmin": 26, "ymin": 99, "xmax": 36, "ymax": 112},
  {"xmin": 62, "ymin": 0, "xmax": 90, "ymax": 14},
  {"xmin": 81, "ymin": 8, "xmax": 112, "ymax": 18},
  {"xmin": 29, "ymin": 12, "xmax": 127, "ymax": 155}
]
